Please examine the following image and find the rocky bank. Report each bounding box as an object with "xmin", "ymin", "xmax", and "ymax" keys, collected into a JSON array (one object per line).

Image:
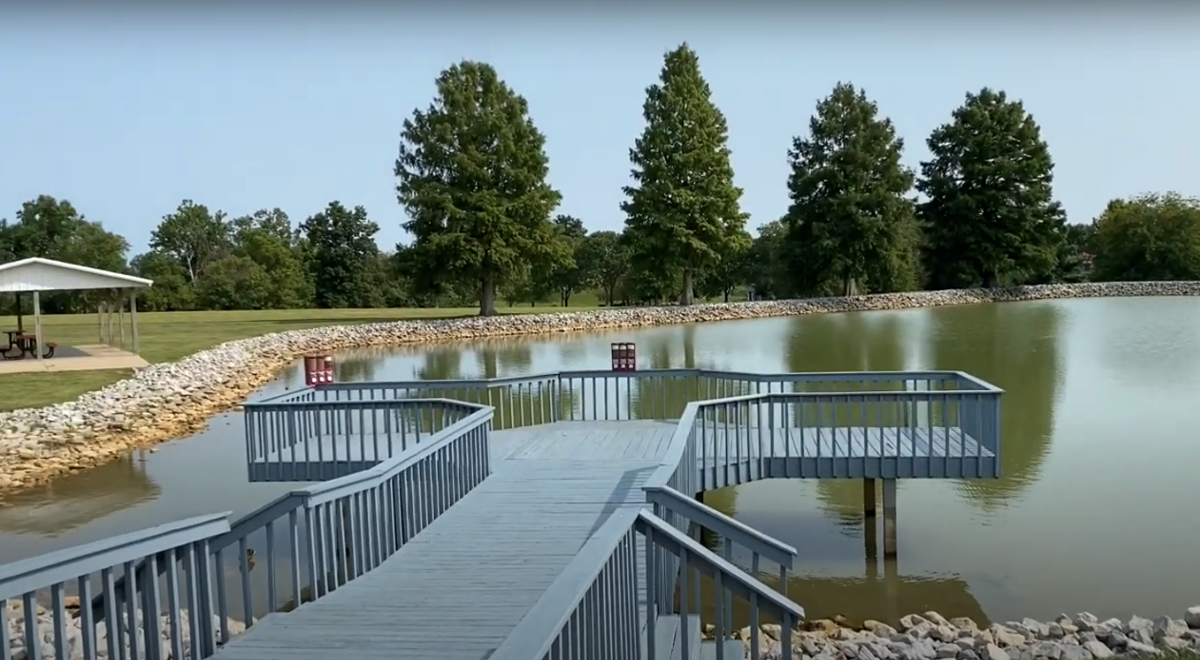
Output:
[
  {"xmin": 2, "ymin": 281, "xmax": 1199, "ymax": 496},
  {"xmin": 5, "ymin": 599, "xmax": 246, "ymax": 660},
  {"xmin": 730, "ymin": 607, "xmax": 1200, "ymax": 660}
]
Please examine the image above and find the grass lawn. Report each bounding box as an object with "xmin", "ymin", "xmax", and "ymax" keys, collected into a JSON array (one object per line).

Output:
[{"xmin": 0, "ymin": 302, "xmax": 602, "ymax": 412}]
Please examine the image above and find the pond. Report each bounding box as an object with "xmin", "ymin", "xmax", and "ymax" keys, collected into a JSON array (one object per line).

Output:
[{"xmin": 3, "ymin": 297, "xmax": 1200, "ymax": 624}]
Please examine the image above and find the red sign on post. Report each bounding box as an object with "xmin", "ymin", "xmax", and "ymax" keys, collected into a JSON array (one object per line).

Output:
[
  {"xmin": 304, "ymin": 355, "xmax": 335, "ymax": 386},
  {"xmin": 611, "ymin": 343, "xmax": 637, "ymax": 372}
]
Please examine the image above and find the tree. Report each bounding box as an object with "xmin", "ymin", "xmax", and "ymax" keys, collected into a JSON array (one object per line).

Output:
[
  {"xmin": 698, "ymin": 228, "xmax": 752, "ymax": 302},
  {"xmin": 395, "ymin": 60, "xmax": 565, "ymax": 316},
  {"xmin": 621, "ymin": 43, "xmax": 747, "ymax": 305},
  {"xmin": 1090, "ymin": 193, "xmax": 1200, "ymax": 282},
  {"xmin": 131, "ymin": 251, "xmax": 194, "ymax": 311},
  {"xmin": 230, "ymin": 208, "xmax": 294, "ymax": 246},
  {"xmin": 149, "ymin": 200, "xmax": 231, "ymax": 284},
  {"xmin": 230, "ymin": 209, "xmax": 312, "ymax": 308},
  {"xmin": 300, "ymin": 201, "xmax": 384, "ymax": 308},
  {"xmin": 783, "ymin": 83, "xmax": 919, "ymax": 296},
  {"xmin": 543, "ymin": 215, "xmax": 588, "ymax": 307},
  {"xmin": 918, "ymin": 88, "xmax": 1065, "ymax": 289},
  {"xmin": 745, "ymin": 219, "xmax": 789, "ymax": 300},
  {"xmin": 576, "ymin": 230, "xmax": 629, "ymax": 306},
  {"xmin": 1, "ymin": 196, "xmax": 131, "ymax": 313},
  {"xmin": 195, "ymin": 255, "xmax": 274, "ymax": 310}
]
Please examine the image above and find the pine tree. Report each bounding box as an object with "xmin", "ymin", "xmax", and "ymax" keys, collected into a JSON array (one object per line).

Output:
[
  {"xmin": 784, "ymin": 82, "xmax": 919, "ymax": 296},
  {"xmin": 918, "ymin": 88, "xmax": 1064, "ymax": 289},
  {"xmin": 396, "ymin": 60, "xmax": 566, "ymax": 315},
  {"xmin": 621, "ymin": 43, "xmax": 746, "ymax": 305}
]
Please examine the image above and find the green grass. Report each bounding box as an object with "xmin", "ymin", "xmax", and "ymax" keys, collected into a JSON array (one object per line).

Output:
[{"xmin": 0, "ymin": 303, "xmax": 603, "ymax": 412}]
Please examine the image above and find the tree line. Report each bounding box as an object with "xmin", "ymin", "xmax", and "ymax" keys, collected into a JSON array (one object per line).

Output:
[{"xmin": 4, "ymin": 43, "xmax": 1199, "ymax": 316}]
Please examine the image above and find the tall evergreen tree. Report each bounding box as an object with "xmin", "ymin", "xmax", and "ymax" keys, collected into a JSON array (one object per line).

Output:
[
  {"xmin": 395, "ymin": 60, "xmax": 566, "ymax": 316},
  {"xmin": 784, "ymin": 82, "xmax": 919, "ymax": 296},
  {"xmin": 918, "ymin": 88, "xmax": 1065, "ymax": 289},
  {"xmin": 621, "ymin": 43, "xmax": 746, "ymax": 305}
]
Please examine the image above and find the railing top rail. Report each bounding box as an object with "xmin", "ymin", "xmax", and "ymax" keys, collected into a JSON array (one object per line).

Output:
[
  {"xmin": 291, "ymin": 368, "xmax": 994, "ymax": 391},
  {"xmin": 644, "ymin": 485, "xmax": 797, "ymax": 568},
  {"xmin": 244, "ymin": 395, "xmax": 486, "ymax": 412},
  {"xmin": 0, "ymin": 512, "xmax": 231, "ymax": 599},
  {"xmin": 487, "ymin": 508, "xmax": 643, "ymax": 660},
  {"xmin": 299, "ymin": 407, "xmax": 493, "ymax": 504},
  {"xmin": 210, "ymin": 494, "xmax": 306, "ymax": 553},
  {"xmin": 645, "ymin": 400, "xmax": 703, "ymax": 490},
  {"xmin": 636, "ymin": 510, "xmax": 806, "ymax": 620}
]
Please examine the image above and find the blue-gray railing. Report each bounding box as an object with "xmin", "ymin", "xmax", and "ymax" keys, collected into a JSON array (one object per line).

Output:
[
  {"xmin": 261, "ymin": 368, "xmax": 998, "ymax": 425},
  {"xmin": 0, "ymin": 398, "xmax": 492, "ymax": 660},
  {"xmin": 248, "ymin": 369, "xmax": 1003, "ymax": 485}
]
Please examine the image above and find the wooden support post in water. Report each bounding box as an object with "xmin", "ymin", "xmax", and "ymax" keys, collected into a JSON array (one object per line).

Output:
[
  {"xmin": 882, "ymin": 479, "xmax": 898, "ymax": 558},
  {"xmin": 863, "ymin": 479, "xmax": 876, "ymax": 518},
  {"xmin": 864, "ymin": 511, "xmax": 878, "ymax": 565}
]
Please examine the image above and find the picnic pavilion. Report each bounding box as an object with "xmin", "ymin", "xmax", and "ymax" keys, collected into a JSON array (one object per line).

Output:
[{"xmin": 0, "ymin": 257, "xmax": 153, "ymax": 374}]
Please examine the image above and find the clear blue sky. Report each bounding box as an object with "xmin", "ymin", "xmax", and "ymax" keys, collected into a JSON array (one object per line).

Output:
[{"xmin": 2, "ymin": 7, "xmax": 1198, "ymax": 255}]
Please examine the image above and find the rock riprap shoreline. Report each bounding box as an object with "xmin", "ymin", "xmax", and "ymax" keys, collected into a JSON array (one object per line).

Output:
[
  {"xmin": 730, "ymin": 607, "xmax": 1200, "ymax": 660},
  {"xmin": 5, "ymin": 600, "xmax": 246, "ymax": 660},
  {"xmin": 2, "ymin": 281, "xmax": 1199, "ymax": 496}
]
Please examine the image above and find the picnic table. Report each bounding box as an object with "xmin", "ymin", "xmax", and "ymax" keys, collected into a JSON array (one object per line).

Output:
[{"xmin": 2, "ymin": 331, "xmax": 57, "ymax": 360}]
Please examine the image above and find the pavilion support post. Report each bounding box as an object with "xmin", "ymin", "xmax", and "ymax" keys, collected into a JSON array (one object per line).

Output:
[
  {"xmin": 33, "ymin": 291, "xmax": 43, "ymax": 362},
  {"xmin": 130, "ymin": 290, "xmax": 140, "ymax": 354},
  {"xmin": 98, "ymin": 302, "xmax": 106, "ymax": 343}
]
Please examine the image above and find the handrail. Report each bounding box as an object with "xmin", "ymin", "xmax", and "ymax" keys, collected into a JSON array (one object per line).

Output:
[
  {"xmin": 81, "ymin": 399, "xmax": 491, "ymax": 627},
  {"xmin": 645, "ymin": 400, "xmax": 702, "ymax": 491},
  {"xmin": 643, "ymin": 485, "xmax": 796, "ymax": 569},
  {"xmin": 489, "ymin": 509, "xmax": 805, "ymax": 660},
  {"xmin": 302, "ymin": 410, "xmax": 491, "ymax": 503},
  {"xmin": 636, "ymin": 510, "xmax": 805, "ymax": 620},
  {"xmin": 0, "ymin": 513, "xmax": 231, "ymax": 599},
  {"xmin": 289, "ymin": 367, "xmax": 1003, "ymax": 393}
]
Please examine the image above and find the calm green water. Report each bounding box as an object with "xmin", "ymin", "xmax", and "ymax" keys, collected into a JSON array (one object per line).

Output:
[{"xmin": 3, "ymin": 297, "xmax": 1200, "ymax": 624}]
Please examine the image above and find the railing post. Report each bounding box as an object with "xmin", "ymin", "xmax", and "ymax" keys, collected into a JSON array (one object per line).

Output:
[{"xmin": 196, "ymin": 540, "xmax": 218, "ymax": 658}]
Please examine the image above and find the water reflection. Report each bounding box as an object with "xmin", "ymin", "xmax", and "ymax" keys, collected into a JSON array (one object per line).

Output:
[
  {"xmin": 699, "ymin": 485, "xmax": 988, "ymax": 626},
  {"xmin": 478, "ymin": 343, "xmax": 533, "ymax": 378},
  {"xmin": 0, "ymin": 455, "xmax": 160, "ymax": 536},
  {"xmin": 419, "ymin": 346, "xmax": 463, "ymax": 380},
  {"xmin": 926, "ymin": 303, "xmax": 1062, "ymax": 509}
]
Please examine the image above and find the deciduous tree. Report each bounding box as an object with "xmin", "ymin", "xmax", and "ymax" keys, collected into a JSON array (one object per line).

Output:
[
  {"xmin": 784, "ymin": 83, "xmax": 919, "ymax": 296},
  {"xmin": 1090, "ymin": 193, "xmax": 1200, "ymax": 282},
  {"xmin": 543, "ymin": 215, "xmax": 588, "ymax": 307},
  {"xmin": 395, "ymin": 60, "xmax": 565, "ymax": 316},
  {"xmin": 150, "ymin": 200, "xmax": 231, "ymax": 284},
  {"xmin": 918, "ymin": 88, "xmax": 1065, "ymax": 289},
  {"xmin": 577, "ymin": 230, "xmax": 629, "ymax": 306},
  {"xmin": 621, "ymin": 43, "xmax": 746, "ymax": 305},
  {"xmin": 0, "ymin": 195, "xmax": 131, "ymax": 313},
  {"xmin": 300, "ymin": 201, "xmax": 384, "ymax": 308}
]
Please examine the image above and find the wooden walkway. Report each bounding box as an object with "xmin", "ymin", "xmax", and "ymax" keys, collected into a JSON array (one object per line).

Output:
[
  {"xmin": 215, "ymin": 421, "xmax": 676, "ymax": 660},
  {"xmin": 218, "ymin": 419, "xmax": 990, "ymax": 659}
]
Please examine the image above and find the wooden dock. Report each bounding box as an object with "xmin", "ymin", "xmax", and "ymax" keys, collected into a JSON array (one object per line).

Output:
[
  {"xmin": 214, "ymin": 421, "xmax": 674, "ymax": 660},
  {"xmin": 216, "ymin": 419, "xmax": 989, "ymax": 660}
]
